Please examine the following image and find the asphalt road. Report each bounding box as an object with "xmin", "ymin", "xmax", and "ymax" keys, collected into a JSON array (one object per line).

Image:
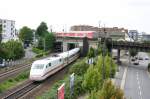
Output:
[{"xmin": 124, "ymin": 52, "xmax": 150, "ymax": 99}]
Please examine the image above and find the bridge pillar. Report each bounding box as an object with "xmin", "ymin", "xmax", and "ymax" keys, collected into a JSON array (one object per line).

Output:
[
  {"xmin": 63, "ymin": 42, "xmax": 68, "ymax": 52},
  {"xmin": 117, "ymin": 49, "xmax": 121, "ymax": 64}
]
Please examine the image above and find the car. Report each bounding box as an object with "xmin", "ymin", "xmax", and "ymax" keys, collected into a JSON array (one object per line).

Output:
[
  {"xmin": 131, "ymin": 58, "xmax": 135, "ymax": 61},
  {"xmin": 113, "ymin": 56, "xmax": 117, "ymax": 60},
  {"xmin": 138, "ymin": 57, "xmax": 143, "ymax": 60},
  {"xmin": 133, "ymin": 60, "xmax": 139, "ymax": 65},
  {"xmin": 135, "ymin": 56, "xmax": 138, "ymax": 60},
  {"xmin": 145, "ymin": 57, "xmax": 149, "ymax": 60}
]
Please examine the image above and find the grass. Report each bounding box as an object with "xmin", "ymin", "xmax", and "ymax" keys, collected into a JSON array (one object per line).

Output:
[{"xmin": 0, "ymin": 70, "xmax": 29, "ymax": 93}]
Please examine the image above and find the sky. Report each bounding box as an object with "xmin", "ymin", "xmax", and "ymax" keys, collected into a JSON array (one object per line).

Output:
[{"xmin": 0, "ymin": 0, "xmax": 150, "ymax": 33}]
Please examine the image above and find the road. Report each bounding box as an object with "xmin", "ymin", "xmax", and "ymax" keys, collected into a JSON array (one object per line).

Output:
[
  {"xmin": 124, "ymin": 52, "xmax": 150, "ymax": 99},
  {"xmin": 24, "ymin": 47, "xmax": 36, "ymax": 59}
]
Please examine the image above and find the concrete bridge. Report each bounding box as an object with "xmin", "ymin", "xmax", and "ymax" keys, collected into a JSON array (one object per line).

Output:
[{"xmin": 55, "ymin": 37, "xmax": 150, "ymax": 63}]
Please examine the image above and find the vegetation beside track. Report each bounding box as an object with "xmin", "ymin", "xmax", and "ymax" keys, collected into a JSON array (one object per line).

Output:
[
  {"xmin": 37, "ymin": 47, "xmax": 124, "ymax": 99},
  {"xmin": 0, "ymin": 70, "xmax": 29, "ymax": 93}
]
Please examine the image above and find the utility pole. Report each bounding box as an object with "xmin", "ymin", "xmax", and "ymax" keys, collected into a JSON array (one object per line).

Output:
[{"xmin": 102, "ymin": 24, "xmax": 107, "ymax": 80}]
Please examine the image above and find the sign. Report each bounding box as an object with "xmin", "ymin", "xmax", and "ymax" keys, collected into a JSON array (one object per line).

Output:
[
  {"xmin": 70, "ymin": 73, "xmax": 75, "ymax": 96},
  {"xmin": 57, "ymin": 83, "xmax": 65, "ymax": 99},
  {"xmin": 87, "ymin": 58, "xmax": 94, "ymax": 64}
]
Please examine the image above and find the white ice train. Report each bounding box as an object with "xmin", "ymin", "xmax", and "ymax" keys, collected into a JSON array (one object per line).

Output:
[{"xmin": 29, "ymin": 48, "xmax": 80, "ymax": 81}]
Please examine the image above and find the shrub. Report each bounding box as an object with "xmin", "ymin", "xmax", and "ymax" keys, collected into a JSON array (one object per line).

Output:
[
  {"xmin": 69, "ymin": 59, "xmax": 89, "ymax": 76},
  {"xmin": 88, "ymin": 80, "xmax": 124, "ymax": 99},
  {"xmin": 32, "ymin": 47, "xmax": 44, "ymax": 54},
  {"xmin": 38, "ymin": 75, "xmax": 85, "ymax": 99},
  {"xmin": 35, "ymin": 53, "xmax": 44, "ymax": 58},
  {"xmin": 82, "ymin": 65, "xmax": 103, "ymax": 92}
]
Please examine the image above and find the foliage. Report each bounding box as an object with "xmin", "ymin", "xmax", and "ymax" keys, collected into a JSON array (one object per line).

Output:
[
  {"xmin": 0, "ymin": 40, "xmax": 25, "ymax": 59},
  {"xmin": 36, "ymin": 22, "xmax": 48, "ymax": 37},
  {"xmin": 35, "ymin": 22, "xmax": 55, "ymax": 51},
  {"xmin": 19, "ymin": 26, "xmax": 33, "ymax": 43},
  {"xmin": 35, "ymin": 53, "xmax": 44, "ymax": 58},
  {"xmin": 129, "ymin": 48, "xmax": 138, "ymax": 57},
  {"xmin": 0, "ymin": 70, "xmax": 29, "ymax": 93},
  {"xmin": 89, "ymin": 80, "xmax": 124, "ymax": 99},
  {"xmin": 32, "ymin": 47, "xmax": 44, "ymax": 54},
  {"xmin": 37, "ymin": 37, "xmax": 44, "ymax": 50},
  {"xmin": 69, "ymin": 58, "xmax": 89, "ymax": 76},
  {"xmin": 87, "ymin": 47, "xmax": 95, "ymax": 58},
  {"xmin": 97, "ymin": 47, "xmax": 102, "ymax": 55},
  {"xmin": 44, "ymin": 33, "xmax": 55, "ymax": 51},
  {"xmin": 38, "ymin": 75, "xmax": 85, "ymax": 99},
  {"xmin": 82, "ymin": 65, "xmax": 103, "ymax": 92},
  {"xmin": 96, "ymin": 54, "xmax": 117, "ymax": 79}
]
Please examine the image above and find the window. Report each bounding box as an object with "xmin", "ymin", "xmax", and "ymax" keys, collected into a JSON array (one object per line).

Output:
[
  {"xmin": 49, "ymin": 63, "xmax": 51, "ymax": 67},
  {"xmin": 3, "ymin": 25, "xmax": 6, "ymax": 28},
  {"xmin": 59, "ymin": 59, "xmax": 61, "ymax": 62},
  {"xmin": 33, "ymin": 64, "xmax": 44, "ymax": 69}
]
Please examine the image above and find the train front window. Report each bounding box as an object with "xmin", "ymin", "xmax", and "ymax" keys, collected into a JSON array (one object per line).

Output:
[{"xmin": 33, "ymin": 64, "xmax": 44, "ymax": 69}]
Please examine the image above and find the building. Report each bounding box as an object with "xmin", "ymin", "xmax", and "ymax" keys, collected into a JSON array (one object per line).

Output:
[
  {"xmin": 56, "ymin": 31, "xmax": 98, "ymax": 39},
  {"xmin": 128, "ymin": 30, "xmax": 138, "ymax": 41},
  {"xmin": 0, "ymin": 19, "xmax": 18, "ymax": 42},
  {"xmin": 142, "ymin": 34, "xmax": 150, "ymax": 41},
  {"xmin": 70, "ymin": 25, "xmax": 129, "ymax": 41}
]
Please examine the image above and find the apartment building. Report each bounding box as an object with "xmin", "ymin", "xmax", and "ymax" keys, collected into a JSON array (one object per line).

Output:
[
  {"xmin": 70, "ymin": 25, "xmax": 129, "ymax": 41},
  {"xmin": 0, "ymin": 19, "xmax": 18, "ymax": 42}
]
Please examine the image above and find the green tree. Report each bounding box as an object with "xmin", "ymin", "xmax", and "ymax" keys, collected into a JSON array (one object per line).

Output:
[
  {"xmin": 98, "ymin": 80, "xmax": 124, "ymax": 99},
  {"xmin": 19, "ymin": 26, "xmax": 33, "ymax": 43},
  {"xmin": 44, "ymin": 33, "xmax": 55, "ymax": 51},
  {"xmin": 87, "ymin": 47, "xmax": 95, "ymax": 58},
  {"xmin": 0, "ymin": 40, "xmax": 24, "ymax": 59},
  {"xmin": 36, "ymin": 22, "xmax": 48, "ymax": 37},
  {"xmin": 82, "ymin": 65, "xmax": 103, "ymax": 92},
  {"xmin": 129, "ymin": 48, "xmax": 138, "ymax": 57}
]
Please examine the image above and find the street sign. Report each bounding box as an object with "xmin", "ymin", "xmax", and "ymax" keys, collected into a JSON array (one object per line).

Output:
[
  {"xmin": 70, "ymin": 73, "xmax": 75, "ymax": 97},
  {"xmin": 57, "ymin": 83, "xmax": 65, "ymax": 99}
]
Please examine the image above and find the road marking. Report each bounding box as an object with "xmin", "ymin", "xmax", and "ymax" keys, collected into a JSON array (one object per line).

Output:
[
  {"xmin": 120, "ymin": 66, "xmax": 128, "ymax": 90},
  {"xmin": 137, "ymin": 71, "xmax": 143, "ymax": 99}
]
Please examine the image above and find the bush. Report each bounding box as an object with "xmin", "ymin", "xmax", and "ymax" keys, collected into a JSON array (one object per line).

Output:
[
  {"xmin": 32, "ymin": 47, "xmax": 44, "ymax": 54},
  {"xmin": 69, "ymin": 59, "xmax": 89, "ymax": 76},
  {"xmin": 82, "ymin": 65, "xmax": 103, "ymax": 92},
  {"xmin": 35, "ymin": 53, "xmax": 44, "ymax": 58},
  {"xmin": 99, "ymin": 80, "xmax": 124, "ymax": 99},
  {"xmin": 88, "ymin": 80, "xmax": 124, "ymax": 99},
  {"xmin": 0, "ymin": 40, "xmax": 25, "ymax": 60},
  {"xmin": 38, "ymin": 75, "xmax": 85, "ymax": 99}
]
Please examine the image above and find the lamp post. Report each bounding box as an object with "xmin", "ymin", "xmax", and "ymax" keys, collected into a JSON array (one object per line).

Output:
[{"xmin": 102, "ymin": 27, "xmax": 107, "ymax": 80}]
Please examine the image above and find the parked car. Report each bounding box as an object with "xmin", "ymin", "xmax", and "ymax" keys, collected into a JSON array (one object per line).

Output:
[
  {"xmin": 131, "ymin": 58, "xmax": 135, "ymax": 61},
  {"xmin": 133, "ymin": 60, "xmax": 139, "ymax": 65},
  {"xmin": 138, "ymin": 57, "xmax": 143, "ymax": 60},
  {"xmin": 145, "ymin": 57, "xmax": 149, "ymax": 60}
]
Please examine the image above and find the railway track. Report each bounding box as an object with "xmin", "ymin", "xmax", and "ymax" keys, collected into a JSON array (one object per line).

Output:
[
  {"xmin": 2, "ymin": 81, "xmax": 40, "ymax": 99},
  {"xmin": 0, "ymin": 64, "xmax": 31, "ymax": 83},
  {"xmin": 0, "ymin": 53, "xmax": 58, "ymax": 83}
]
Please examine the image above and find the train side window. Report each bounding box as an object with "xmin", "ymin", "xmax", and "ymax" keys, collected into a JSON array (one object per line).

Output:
[
  {"xmin": 59, "ymin": 59, "xmax": 61, "ymax": 62},
  {"xmin": 46, "ymin": 65, "xmax": 48, "ymax": 68},
  {"xmin": 49, "ymin": 63, "xmax": 51, "ymax": 67}
]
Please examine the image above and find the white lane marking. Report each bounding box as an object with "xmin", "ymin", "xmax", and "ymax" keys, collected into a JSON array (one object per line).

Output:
[
  {"xmin": 137, "ymin": 71, "xmax": 142, "ymax": 99},
  {"xmin": 121, "ymin": 66, "xmax": 128, "ymax": 90}
]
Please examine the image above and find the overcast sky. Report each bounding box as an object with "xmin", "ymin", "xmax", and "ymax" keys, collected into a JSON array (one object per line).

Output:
[{"xmin": 0, "ymin": 0, "xmax": 150, "ymax": 33}]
